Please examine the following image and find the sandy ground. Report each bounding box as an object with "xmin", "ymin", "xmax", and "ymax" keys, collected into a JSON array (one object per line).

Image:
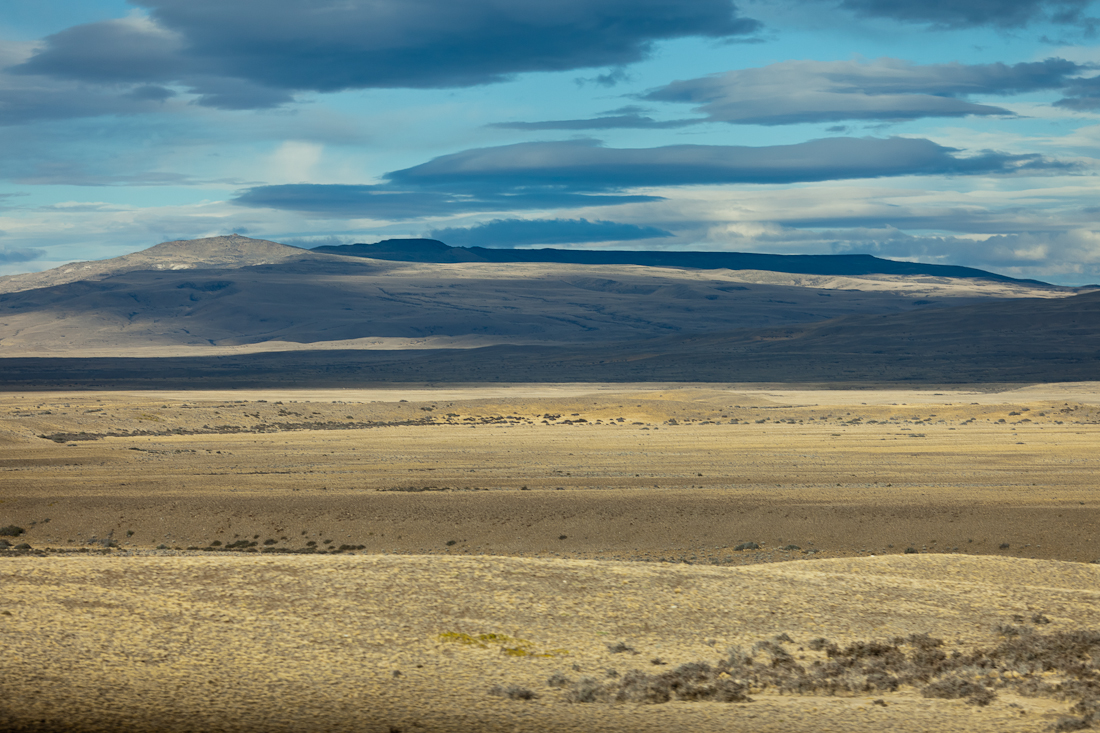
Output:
[{"xmin": 2, "ymin": 384, "xmax": 1100, "ymax": 731}]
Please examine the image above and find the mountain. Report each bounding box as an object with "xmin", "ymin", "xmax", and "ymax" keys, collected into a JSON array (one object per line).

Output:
[
  {"xmin": 0, "ymin": 237, "xmax": 1074, "ymax": 357},
  {"xmin": 0, "ymin": 234, "xmax": 1095, "ymax": 385},
  {"xmin": 0, "ymin": 234, "xmax": 335, "ymax": 296},
  {"xmin": 313, "ymin": 239, "xmax": 1053, "ymax": 285}
]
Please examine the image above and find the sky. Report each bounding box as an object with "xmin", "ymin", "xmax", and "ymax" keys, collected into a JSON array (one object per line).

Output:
[{"xmin": 1, "ymin": 0, "xmax": 1100, "ymax": 284}]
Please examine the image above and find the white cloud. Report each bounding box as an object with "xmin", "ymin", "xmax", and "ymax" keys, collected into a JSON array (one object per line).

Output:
[{"xmin": 265, "ymin": 141, "xmax": 325, "ymax": 184}]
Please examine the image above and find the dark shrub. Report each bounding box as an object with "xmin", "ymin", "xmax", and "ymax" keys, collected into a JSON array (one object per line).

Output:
[
  {"xmin": 922, "ymin": 677, "xmax": 995, "ymax": 706},
  {"xmin": 547, "ymin": 672, "xmax": 572, "ymax": 689},
  {"xmin": 488, "ymin": 685, "xmax": 538, "ymax": 700},
  {"xmin": 566, "ymin": 678, "xmax": 605, "ymax": 703}
]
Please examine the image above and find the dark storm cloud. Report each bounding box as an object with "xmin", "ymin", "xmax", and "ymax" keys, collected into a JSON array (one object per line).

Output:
[
  {"xmin": 642, "ymin": 58, "xmax": 1084, "ymax": 126},
  {"xmin": 833, "ymin": 0, "xmax": 1093, "ymax": 28},
  {"xmin": 14, "ymin": 0, "xmax": 760, "ymax": 110},
  {"xmin": 428, "ymin": 218, "xmax": 673, "ymax": 247},
  {"xmin": 231, "ymin": 184, "xmax": 661, "ymax": 220},
  {"xmin": 233, "ymin": 137, "xmax": 1069, "ymax": 220}
]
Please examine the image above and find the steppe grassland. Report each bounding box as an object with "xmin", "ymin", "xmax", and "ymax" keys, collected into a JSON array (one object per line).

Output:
[
  {"xmin": 1, "ymin": 383, "xmax": 1098, "ymax": 561},
  {"xmin": 3, "ymin": 383, "xmax": 1100, "ymax": 732}
]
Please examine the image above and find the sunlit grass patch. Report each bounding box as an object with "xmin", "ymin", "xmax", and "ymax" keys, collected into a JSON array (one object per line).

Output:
[{"xmin": 438, "ymin": 631, "xmax": 568, "ymax": 658}]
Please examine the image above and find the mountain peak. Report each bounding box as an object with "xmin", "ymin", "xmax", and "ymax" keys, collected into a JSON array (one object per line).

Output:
[
  {"xmin": 0, "ymin": 235, "xmax": 321, "ymax": 295},
  {"xmin": 140, "ymin": 234, "xmax": 308, "ymax": 265}
]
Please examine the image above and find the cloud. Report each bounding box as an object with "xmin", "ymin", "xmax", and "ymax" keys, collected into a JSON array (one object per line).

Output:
[
  {"xmin": 13, "ymin": 169, "xmax": 200, "ymax": 187},
  {"xmin": 829, "ymin": 227, "xmax": 1100, "ymax": 280},
  {"xmin": 643, "ymin": 57, "xmax": 1085, "ymax": 126},
  {"xmin": 1055, "ymin": 73, "xmax": 1100, "ymax": 109},
  {"xmin": 231, "ymin": 183, "xmax": 661, "ymax": 220},
  {"xmin": 574, "ymin": 67, "xmax": 632, "ymax": 87},
  {"xmin": 14, "ymin": 15, "xmax": 185, "ymax": 84},
  {"xmin": 389, "ymin": 137, "xmax": 1068, "ymax": 189},
  {"xmin": 124, "ymin": 85, "xmax": 177, "ymax": 103},
  {"xmin": 489, "ymin": 106, "xmax": 701, "ymax": 130},
  {"xmin": 697, "ymin": 222, "xmax": 1100, "ymax": 282},
  {"xmin": 185, "ymin": 77, "xmax": 295, "ymax": 111},
  {"xmin": 0, "ymin": 247, "xmax": 45, "ymax": 264},
  {"xmin": 832, "ymin": 0, "xmax": 1094, "ymax": 29},
  {"xmin": 0, "ymin": 71, "xmax": 181, "ymax": 126},
  {"xmin": 232, "ymin": 137, "xmax": 1069, "ymax": 221},
  {"xmin": 13, "ymin": 0, "xmax": 760, "ymax": 112},
  {"xmin": 428, "ymin": 218, "xmax": 673, "ymax": 247}
]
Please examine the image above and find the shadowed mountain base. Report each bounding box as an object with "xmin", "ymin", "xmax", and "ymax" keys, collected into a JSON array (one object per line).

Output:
[{"xmin": 2, "ymin": 289, "xmax": 1098, "ymax": 389}]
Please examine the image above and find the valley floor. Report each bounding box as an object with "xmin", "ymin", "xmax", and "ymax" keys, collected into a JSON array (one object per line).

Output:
[{"xmin": 2, "ymin": 383, "xmax": 1099, "ymax": 731}]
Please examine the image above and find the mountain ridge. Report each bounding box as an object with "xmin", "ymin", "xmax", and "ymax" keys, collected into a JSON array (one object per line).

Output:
[
  {"xmin": 0, "ymin": 234, "xmax": 339, "ymax": 296},
  {"xmin": 0, "ymin": 235, "xmax": 1095, "ymax": 384},
  {"xmin": 313, "ymin": 238, "xmax": 1055, "ymax": 286}
]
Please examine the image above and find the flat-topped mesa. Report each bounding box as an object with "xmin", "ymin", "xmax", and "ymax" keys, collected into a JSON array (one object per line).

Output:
[
  {"xmin": 313, "ymin": 238, "xmax": 1056, "ymax": 286},
  {"xmin": 0, "ymin": 235, "xmax": 328, "ymax": 296},
  {"xmin": 312, "ymin": 238, "xmax": 485, "ymax": 263}
]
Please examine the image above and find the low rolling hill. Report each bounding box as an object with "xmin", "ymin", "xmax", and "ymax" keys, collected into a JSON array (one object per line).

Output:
[{"xmin": 0, "ymin": 235, "xmax": 1095, "ymax": 385}]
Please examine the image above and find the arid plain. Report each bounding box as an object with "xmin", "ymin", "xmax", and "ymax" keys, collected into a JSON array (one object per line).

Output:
[{"xmin": 3, "ymin": 383, "xmax": 1100, "ymax": 732}]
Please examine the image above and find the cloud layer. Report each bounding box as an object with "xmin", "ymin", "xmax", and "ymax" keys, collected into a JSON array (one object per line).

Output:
[
  {"xmin": 642, "ymin": 57, "xmax": 1085, "ymax": 126},
  {"xmin": 3, "ymin": 0, "xmax": 1099, "ymax": 285},
  {"xmin": 390, "ymin": 137, "xmax": 1063, "ymax": 189},
  {"xmin": 0, "ymin": 247, "xmax": 46, "ymax": 264},
  {"xmin": 12, "ymin": 0, "xmax": 760, "ymax": 112},
  {"xmin": 490, "ymin": 106, "xmax": 699, "ymax": 130},
  {"xmin": 833, "ymin": 0, "xmax": 1093, "ymax": 28},
  {"xmin": 428, "ymin": 218, "xmax": 672, "ymax": 247},
  {"xmin": 232, "ymin": 137, "xmax": 1068, "ymax": 221},
  {"xmin": 231, "ymin": 184, "xmax": 661, "ymax": 220}
]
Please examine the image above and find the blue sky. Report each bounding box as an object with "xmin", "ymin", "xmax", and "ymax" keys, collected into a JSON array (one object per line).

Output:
[{"xmin": 1, "ymin": 0, "xmax": 1099, "ymax": 284}]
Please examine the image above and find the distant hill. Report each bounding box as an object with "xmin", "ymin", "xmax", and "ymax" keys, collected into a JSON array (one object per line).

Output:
[
  {"xmin": 2, "ymin": 290, "xmax": 1097, "ymax": 387},
  {"xmin": 313, "ymin": 239, "xmax": 1053, "ymax": 286},
  {"xmin": 1, "ymin": 235, "xmax": 1092, "ymax": 385},
  {"xmin": 0, "ymin": 234, "xmax": 335, "ymax": 295}
]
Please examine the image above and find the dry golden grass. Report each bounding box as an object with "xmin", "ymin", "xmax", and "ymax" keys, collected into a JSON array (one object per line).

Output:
[
  {"xmin": 2, "ymin": 383, "xmax": 1100, "ymax": 731},
  {"xmin": 3, "ymin": 554, "xmax": 1100, "ymax": 732}
]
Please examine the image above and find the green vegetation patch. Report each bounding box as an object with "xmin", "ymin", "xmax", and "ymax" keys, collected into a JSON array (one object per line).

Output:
[{"xmin": 438, "ymin": 631, "xmax": 568, "ymax": 658}]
